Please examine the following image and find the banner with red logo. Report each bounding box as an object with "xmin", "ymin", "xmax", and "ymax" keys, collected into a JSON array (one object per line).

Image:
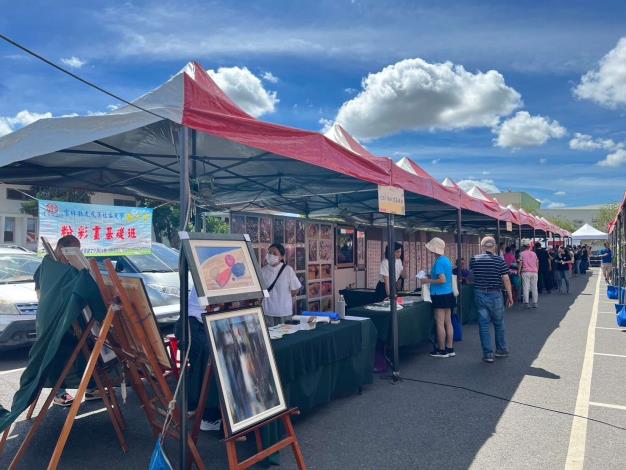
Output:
[{"xmin": 38, "ymin": 200, "xmax": 152, "ymax": 256}]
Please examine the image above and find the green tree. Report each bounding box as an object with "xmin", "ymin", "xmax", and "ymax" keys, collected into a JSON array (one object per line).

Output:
[
  {"xmin": 136, "ymin": 198, "xmax": 180, "ymax": 246},
  {"xmin": 593, "ymin": 202, "xmax": 619, "ymax": 232},
  {"xmin": 20, "ymin": 186, "xmax": 94, "ymax": 217},
  {"xmin": 204, "ymin": 215, "xmax": 229, "ymax": 234},
  {"xmin": 541, "ymin": 214, "xmax": 576, "ymax": 234}
]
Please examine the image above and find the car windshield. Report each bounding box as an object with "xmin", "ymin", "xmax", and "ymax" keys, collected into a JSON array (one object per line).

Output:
[
  {"xmin": 126, "ymin": 244, "xmax": 179, "ymax": 273},
  {"xmin": 0, "ymin": 253, "xmax": 41, "ymax": 283}
]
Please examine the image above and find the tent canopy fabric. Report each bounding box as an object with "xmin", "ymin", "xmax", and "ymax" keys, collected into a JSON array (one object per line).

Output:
[
  {"xmin": 0, "ymin": 61, "xmax": 569, "ymax": 235},
  {"xmin": 571, "ymin": 223, "xmax": 608, "ymax": 241}
]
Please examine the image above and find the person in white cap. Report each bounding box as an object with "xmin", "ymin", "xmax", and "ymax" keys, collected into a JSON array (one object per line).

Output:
[
  {"xmin": 421, "ymin": 237, "xmax": 455, "ymax": 358},
  {"xmin": 470, "ymin": 236, "xmax": 514, "ymax": 363}
]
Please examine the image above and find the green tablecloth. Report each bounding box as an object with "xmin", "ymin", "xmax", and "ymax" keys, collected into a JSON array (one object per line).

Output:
[
  {"xmin": 346, "ymin": 285, "xmax": 479, "ymax": 349},
  {"xmin": 272, "ymin": 318, "xmax": 376, "ymax": 411},
  {"xmin": 347, "ymin": 301, "xmax": 434, "ymax": 348}
]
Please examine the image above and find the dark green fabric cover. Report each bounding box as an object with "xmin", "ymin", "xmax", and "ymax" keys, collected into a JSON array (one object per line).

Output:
[
  {"xmin": 0, "ymin": 257, "xmax": 106, "ymax": 432},
  {"xmin": 460, "ymin": 284, "xmax": 479, "ymax": 324}
]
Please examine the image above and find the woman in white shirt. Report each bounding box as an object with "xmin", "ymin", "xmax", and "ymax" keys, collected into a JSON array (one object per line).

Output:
[
  {"xmin": 261, "ymin": 243, "xmax": 302, "ymax": 326},
  {"xmin": 375, "ymin": 242, "xmax": 405, "ymax": 301}
]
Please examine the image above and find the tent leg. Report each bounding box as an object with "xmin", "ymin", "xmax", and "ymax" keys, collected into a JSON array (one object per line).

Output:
[
  {"xmin": 496, "ymin": 220, "xmax": 501, "ymax": 254},
  {"xmin": 387, "ymin": 214, "xmax": 400, "ymax": 381},
  {"xmin": 456, "ymin": 208, "xmax": 463, "ymax": 323},
  {"xmin": 178, "ymin": 125, "xmax": 191, "ymax": 470}
]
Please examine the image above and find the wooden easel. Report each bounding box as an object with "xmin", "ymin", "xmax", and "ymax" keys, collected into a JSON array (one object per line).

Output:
[
  {"xmin": 0, "ymin": 252, "xmax": 127, "ymax": 469},
  {"xmin": 92, "ymin": 259, "xmax": 207, "ymax": 470}
]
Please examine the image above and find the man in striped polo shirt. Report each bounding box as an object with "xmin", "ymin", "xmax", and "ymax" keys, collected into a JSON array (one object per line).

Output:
[{"xmin": 470, "ymin": 236, "xmax": 514, "ymax": 363}]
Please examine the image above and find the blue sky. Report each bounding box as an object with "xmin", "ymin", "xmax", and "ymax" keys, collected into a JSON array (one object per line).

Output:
[{"xmin": 1, "ymin": 0, "xmax": 625, "ymax": 208}]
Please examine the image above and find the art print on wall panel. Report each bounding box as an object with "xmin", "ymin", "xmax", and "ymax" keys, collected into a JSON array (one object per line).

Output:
[
  {"xmin": 182, "ymin": 234, "xmax": 265, "ymax": 305},
  {"xmin": 231, "ymin": 214, "xmax": 246, "ymax": 235},
  {"xmin": 273, "ymin": 218, "xmax": 285, "ymax": 244},
  {"xmin": 285, "ymin": 219, "xmax": 296, "ymax": 244},
  {"xmin": 245, "ymin": 217, "xmax": 259, "ymax": 243},
  {"xmin": 259, "ymin": 217, "xmax": 272, "ymax": 243},
  {"xmin": 204, "ymin": 307, "xmax": 286, "ymax": 435},
  {"xmin": 296, "ymin": 221, "xmax": 306, "ymax": 244}
]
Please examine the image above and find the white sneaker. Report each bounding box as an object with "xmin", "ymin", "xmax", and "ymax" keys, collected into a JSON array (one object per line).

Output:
[{"xmin": 200, "ymin": 419, "xmax": 221, "ymax": 432}]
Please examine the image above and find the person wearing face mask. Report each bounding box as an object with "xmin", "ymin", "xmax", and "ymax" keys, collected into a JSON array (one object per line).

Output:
[{"xmin": 261, "ymin": 243, "xmax": 301, "ymax": 326}]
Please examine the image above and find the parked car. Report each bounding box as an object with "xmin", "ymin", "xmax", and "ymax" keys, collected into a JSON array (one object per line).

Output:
[
  {"xmin": 0, "ymin": 243, "xmax": 182, "ymax": 351},
  {"xmin": 0, "ymin": 248, "xmax": 40, "ymax": 350}
]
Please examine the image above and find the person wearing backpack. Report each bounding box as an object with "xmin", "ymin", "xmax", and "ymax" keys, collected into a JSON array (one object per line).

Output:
[{"xmin": 261, "ymin": 243, "xmax": 302, "ymax": 326}]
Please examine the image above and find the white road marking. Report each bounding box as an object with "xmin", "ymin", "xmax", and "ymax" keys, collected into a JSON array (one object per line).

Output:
[
  {"xmin": 589, "ymin": 401, "xmax": 626, "ymax": 412},
  {"xmin": 0, "ymin": 367, "xmax": 25, "ymax": 376},
  {"xmin": 594, "ymin": 352, "xmax": 626, "ymax": 359},
  {"xmin": 565, "ymin": 271, "xmax": 601, "ymax": 470},
  {"xmin": 595, "ymin": 327, "xmax": 626, "ymax": 331},
  {"xmin": 75, "ymin": 408, "xmax": 107, "ymax": 420}
]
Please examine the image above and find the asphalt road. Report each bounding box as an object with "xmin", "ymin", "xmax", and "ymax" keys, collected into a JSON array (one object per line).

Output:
[{"xmin": 1, "ymin": 268, "xmax": 625, "ymax": 469}]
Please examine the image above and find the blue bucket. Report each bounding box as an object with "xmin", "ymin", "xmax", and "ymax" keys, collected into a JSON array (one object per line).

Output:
[
  {"xmin": 607, "ymin": 285, "xmax": 618, "ymax": 300},
  {"xmin": 615, "ymin": 304, "xmax": 625, "ymax": 314}
]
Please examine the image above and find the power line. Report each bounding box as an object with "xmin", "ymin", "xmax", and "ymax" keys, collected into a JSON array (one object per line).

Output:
[
  {"xmin": 383, "ymin": 374, "xmax": 626, "ymax": 432},
  {"xmin": 0, "ymin": 33, "xmax": 170, "ymax": 122}
]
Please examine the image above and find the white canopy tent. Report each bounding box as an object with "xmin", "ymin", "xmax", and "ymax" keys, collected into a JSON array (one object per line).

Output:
[{"xmin": 571, "ymin": 223, "xmax": 608, "ymax": 242}]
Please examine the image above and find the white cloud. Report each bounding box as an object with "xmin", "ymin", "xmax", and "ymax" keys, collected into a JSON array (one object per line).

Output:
[
  {"xmin": 554, "ymin": 191, "xmax": 566, "ymax": 196},
  {"xmin": 598, "ymin": 149, "xmax": 626, "ymax": 167},
  {"xmin": 334, "ymin": 58, "xmax": 521, "ymax": 140},
  {"xmin": 0, "ymin": 110, "xmax": 53, "ymax": 137},
  {"xmin": 319, "ymin": 118, "xmax": 334, "ymax": 134},
  {"xmin": 60, "ymin": 56, "xmax": 86, "ymax": 69},
  {"xmin": 569, "ymin": 132, "xmax": 621, "ymax": 151},
  {"xmin": 457, "ymin": 179, "xmax": 500, "ymax": 194},
  {"xmin": 493, "ymin": 111, "xmax": 566, "ymax": 148},
  {"xmin": 539, "ymin": 158, "xmax": 548, "ymax": 164},
  {"xmin": 481, "ymin": 170, "xmax": 491, "ymax": 175},
  {"xmin": 344, "ymin": 88, "xmax": 358, "ymax": 94},
  {"xmin": 261, "ymin": 71, "xmax": 279, "ymax": 84},
  {"xmin": 431, "ymin": 159, "xmax": 440, "ymax": 165},
  {"xmin": 574, "ymin": 37, "xmax": 626, "ymax": 108},
  {"xmin": 546, "ymin": 202, "xmax": 566, "ymax": 209},
  {"xmin": 207, "ymin": 67, "xmax": 278, "ymax": 117}
]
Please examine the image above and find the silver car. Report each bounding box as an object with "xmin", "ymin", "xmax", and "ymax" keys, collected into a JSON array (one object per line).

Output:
[
  {"xmin": 0, "ymin": 243, "xmax": 182, "ymax": 351},
  {"xmin": 0, "ymin": 248, "xmax": 40, "ymax": 350}
]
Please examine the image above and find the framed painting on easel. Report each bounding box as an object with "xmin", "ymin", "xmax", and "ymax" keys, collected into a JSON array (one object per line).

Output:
[
  {"xmin": 181, "ymin": 232, "xmax": 266, "ymax": 306},
  {"xmin": 203, "ymin": 307, "xmax": 286, "ymax": 435}
]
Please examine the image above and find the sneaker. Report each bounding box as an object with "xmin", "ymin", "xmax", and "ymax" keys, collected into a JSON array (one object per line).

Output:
[
  {"xmin": 445, "ymin": 348, "xmax": 456, "ymax": 357},
  {"xmin": 495, "ymin": 350, "xmax": 509, "ymax": 358},
  {"xmin": 84, "ymin": 389, "xmax": 102, "ymax": 401},
  {"xmin": 429, "ymin": 350, "xmax": 450, "ymax": 358},
  {"xmin": 53, "ymin": 392, "xmax": 74, "ymax": 407},
  {"xmin": 524, "ymin": 303, "xmax": 530, "ymax": 309},
  {"xmin": 483, "ymin": 355, "xmax": 495, "ymax": 363},
  {"xmin": 532, "ymin": 303, "xmax": 538, "ymax": 309},
  {"xmin": 200, "ymin": 419, "xmax": 222, "ymax": 432}
]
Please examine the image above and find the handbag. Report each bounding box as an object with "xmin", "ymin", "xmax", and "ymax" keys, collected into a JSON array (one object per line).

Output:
[
  {"xmin": 616, "ymin": 305, "xmax": 626, "ymax": 328},
  {"xmin": 452, "ymin": 313, "xmax": 463, "ymax": 341},
  {"xmin": 149, "ymin": 441, "xmax": 173, "ymax": 470},
  {"xmin": 422, "ymin": 283, "xmax": 432, "ymax": 303},
  {"xmin": 452, "ymin": 274, "xmax": 459, "ymax": 297}
]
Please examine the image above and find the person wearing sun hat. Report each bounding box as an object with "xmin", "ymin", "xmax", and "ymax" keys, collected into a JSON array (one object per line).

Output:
[{"xmin": 421, "ymin": 237, "xmax": 456, "ymax": 358}]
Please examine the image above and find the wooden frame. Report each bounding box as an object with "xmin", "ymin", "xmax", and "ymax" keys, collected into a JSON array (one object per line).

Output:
[
  {"xmin": 181, "ymin": 232, "xmax": 266, "ymax": 306},
  {"xmin": 335, "ymin": 226, "xmax": 356, "ymax": 268},
  {"xmin": 203, "ymin": 307, "xmax": 286, "ymax": 435}
]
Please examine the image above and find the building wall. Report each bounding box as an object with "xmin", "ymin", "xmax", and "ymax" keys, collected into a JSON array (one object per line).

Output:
[
  {"xmin": 0, "ymin": 184, "xmax": 137, "ymax": 251},
  {"xmin": 493, "ymin": 192, "xmax": 540, "ymax": 212}
]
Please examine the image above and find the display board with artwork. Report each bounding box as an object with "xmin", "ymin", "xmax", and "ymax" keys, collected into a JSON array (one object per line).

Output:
[{"xmin": 366, "ymin": 239, "xmax": 382, "ymax": 289}]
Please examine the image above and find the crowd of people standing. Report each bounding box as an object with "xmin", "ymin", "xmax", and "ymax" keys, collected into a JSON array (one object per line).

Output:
[{"xmin": 500, "ymin": 242, "xmax": 593, "ymax": 304}]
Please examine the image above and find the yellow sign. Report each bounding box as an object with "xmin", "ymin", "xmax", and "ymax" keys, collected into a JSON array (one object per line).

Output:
[
  {"xmin": 378, "ymin": 185, "xmax": 405, "ymax": 215},
  {"xmin": 506, "ymin": 221, "xmax": 513, "ymax": 232}
]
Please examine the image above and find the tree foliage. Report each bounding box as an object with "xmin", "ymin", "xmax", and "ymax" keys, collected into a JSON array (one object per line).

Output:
[
  {"xmin": 593, "ymin": 202, "xmax": 620, "ymax": 231},
  {"xmin": 541, "ymin": 214, "xmax": 576, "ymax": 233},
  {"xmin": 20, "ymin": 186, "xmax": 94, "ymax": 217}
]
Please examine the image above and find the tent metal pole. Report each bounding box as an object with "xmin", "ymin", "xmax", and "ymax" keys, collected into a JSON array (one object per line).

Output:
[
  {"xmin": 518, "ymin": 224, "xmax": 522, "ymax": 250},
  {"xmin": 387, "ymin": 213, "xmax": 400, "ymax": 381},
  {"xmin": 496, "ymin": 220, "xmax": 501, "ymax": 254},
  {"xmin": 178, "ymin": 125, "xmax": 191, "ymax": 470},
  {"xmin": 456, "ymin": 208, "xmax": 463, "ymax": 322}
]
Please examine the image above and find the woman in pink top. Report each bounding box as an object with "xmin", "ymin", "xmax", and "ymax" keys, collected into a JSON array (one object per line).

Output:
[
  {"xmin": 503, "ymin": 247, "xmax": 516, "ymax": 267},
  {"xmin": 519, "ymin": 244, "xmax": 539, "ymax": 308}
]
